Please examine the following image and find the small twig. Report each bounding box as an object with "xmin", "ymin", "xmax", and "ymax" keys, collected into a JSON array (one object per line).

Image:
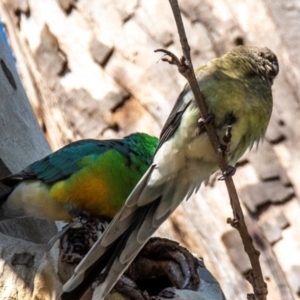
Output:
[
  {"xmin": 163, "ymin": 1, "xmax": 268, "ymax": 299},
  {"xmin": 154, "ymin": 49, "xmax": 188, "ymax": 74}
]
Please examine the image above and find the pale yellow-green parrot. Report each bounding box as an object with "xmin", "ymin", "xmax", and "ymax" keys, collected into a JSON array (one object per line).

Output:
[{"xmin": 61, "ymin": 45, "xmax": 279, "ymax": 300}]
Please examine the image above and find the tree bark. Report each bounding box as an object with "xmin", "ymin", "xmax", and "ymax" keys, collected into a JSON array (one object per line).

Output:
[{"xmin": 0, "ymin": 21, "xmax": 58, "ymax": 299}]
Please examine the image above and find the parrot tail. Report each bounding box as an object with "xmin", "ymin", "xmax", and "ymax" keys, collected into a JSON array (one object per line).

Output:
[
  {"xmin": 0, "ymin": 174, "xmax": 31, "ymax": 220},
  {"xmin": 0, "ymin": 187, "xmax": 13, "ymax": 220},
  {"xmin": 0, "ymin": 173, "xmax": 16, "ymax": 204},
  {"xmin": 0, "ymin": 172, "xmax": 26, "ymax": 213},
  {"xmin": 61, "ymin": 199, "xmax": 161, "ymax": 300}
]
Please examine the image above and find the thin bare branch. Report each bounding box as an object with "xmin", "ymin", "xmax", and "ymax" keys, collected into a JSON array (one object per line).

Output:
[{"xmin": 165, "ymin": 0, "xmax": 268, "ymax": 299}]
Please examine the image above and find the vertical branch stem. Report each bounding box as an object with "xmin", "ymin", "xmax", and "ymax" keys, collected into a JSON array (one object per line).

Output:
[{"xmin": 167, "ymin": 1, "xmax": 267, "ymax": 299}]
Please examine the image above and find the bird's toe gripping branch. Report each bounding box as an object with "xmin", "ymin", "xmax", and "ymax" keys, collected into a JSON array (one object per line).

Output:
[
  {"xmin": 68, "ymin": 208, "xmax": 92, "ymax": 220},
  {"xmin": 218, "ymin": 125, "xmax": 236, "ymax": 180},
  {"xmin": 227, "ymin": 216, "xmax": 240, "ymax": 228},
  {"xmin": 222, "ymin": 125, "xmax": 233, "ymax": 145},
  {"xmin": 219, "ymin": 125, "xmax": 233, "ymax": 154},
  {"xmin": 198, "ymin": 114, "xmax": 214, "ymax": 127},
  {"xmin": 218, "ymin": 165, "xmax": 236, "ymax": 181}
]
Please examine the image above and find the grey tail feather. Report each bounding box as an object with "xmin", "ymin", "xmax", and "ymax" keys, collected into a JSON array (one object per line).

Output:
[
  {"xmin": 0, "ymin": 189, "xmax": 13, "ymax": 220},
  {"xmin": 60, "ymin": 198, "xmax": 161, "ymax": 300},
  {"xmin": 0, "ymin": 170, "xmax": 36, "ymax": 187},
  {"xmin": 0, "ymin": 190, "xmax": 10, "ymax": 204},
  {"xmin": 0, "ymin": 174, "xmax": 18, "ymax": 218}
]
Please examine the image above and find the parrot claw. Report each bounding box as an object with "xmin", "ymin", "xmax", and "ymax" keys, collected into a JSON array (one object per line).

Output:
[
  {"xmin": 198, "ymin": 114, "xmax": 214, "ymax": 126},
  {"xmin": 218, "ymin": 165, "xmax": 236, "ymax": 180},
  {"xmin": 223, "ymin": 125, "xmax": 233, "ymax": 144},
  {"xmin": 68, "ymin": 209, "xmax": 91, "ymax": 221},
  {"xmin": 227, "ymin": 217, "xmax": 239, "ymax": 228}
]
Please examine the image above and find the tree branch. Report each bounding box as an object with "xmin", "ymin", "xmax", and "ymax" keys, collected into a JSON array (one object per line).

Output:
[{"xmin": 163, "ymin": 1, "xmax": 268, "ymax": 299}]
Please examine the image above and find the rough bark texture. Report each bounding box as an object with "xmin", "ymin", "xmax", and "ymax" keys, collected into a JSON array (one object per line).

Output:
[
  {"xmin": 0, "ymin": 18, "xmax": 58, "ymax": 300},
  {"xmin": 0, "ymin": 0, "xmax": 300, "ymax": 299}
]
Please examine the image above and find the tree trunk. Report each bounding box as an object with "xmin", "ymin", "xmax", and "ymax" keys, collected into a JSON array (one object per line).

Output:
[{"xmin": 0, "ymin": 20, "xmax": 58, "ymax": 299}]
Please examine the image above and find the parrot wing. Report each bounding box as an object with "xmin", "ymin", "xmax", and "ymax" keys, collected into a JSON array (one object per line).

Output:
[
  {"xmin": 160, "ymin": 90, "xmax": 192, "ymax": 142},
  {"xmin": 61, "ymin": 92, "xmax": 195, "ymax": 300},
  {"xmin": 0, "ymin": 139, "xmax": 122, "ymax": 219},
  {"xmin": 156, "ymin": 64, "xmax": 208, "ymax": 152},
  {"xmin": 0, "ymin": 139, "xmax": 126, "ymax": 186}
]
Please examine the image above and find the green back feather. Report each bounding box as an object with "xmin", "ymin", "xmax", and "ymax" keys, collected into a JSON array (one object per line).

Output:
[{"xmin": 2, "ymin": 133, "xmax": 158, "ymax": 185}]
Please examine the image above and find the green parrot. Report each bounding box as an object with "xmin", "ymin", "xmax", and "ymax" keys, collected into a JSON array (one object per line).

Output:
[
  {"xmin": 0, "ymin": 133, "xmax": 158, "ymax": 221},
  {"xmin": 62, "ymin": 45, "xmax": 279, "ymax": 300}
]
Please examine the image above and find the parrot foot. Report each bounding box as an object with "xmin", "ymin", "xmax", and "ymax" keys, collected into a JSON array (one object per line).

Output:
[
  {"xmin": 222, "ymin": 125, "xmax": 233, "ymax": 144},
  {"xmin": 227, "ymin": 217, "xmax": 239, "ymax": 228},
  {"xmin": 198, "ymin": 114, "xmax": 214, "ymax": 126},
  {"xmin": 68, "ymin": 208, "xmax": 91, "ymax": 220},
  {"xmin": 59, "ymin": 216, "xmax": 110, "ymax": 264},
  {"xmin": 218, "ymin": 125, "xmax": 233, "ymax": 154},
  {"xmin": 218, "ymin": 165, "xmax": 236, "ymax": 180}
]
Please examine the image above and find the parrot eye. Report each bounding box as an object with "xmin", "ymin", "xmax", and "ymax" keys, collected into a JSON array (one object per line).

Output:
[
  {"xmin": 263, "ymin": 52, "xmax": 279, "ymax": 79},
  {"xmin": 256, "ymin": 48, "xmax": 279, "ymax": 79}
]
